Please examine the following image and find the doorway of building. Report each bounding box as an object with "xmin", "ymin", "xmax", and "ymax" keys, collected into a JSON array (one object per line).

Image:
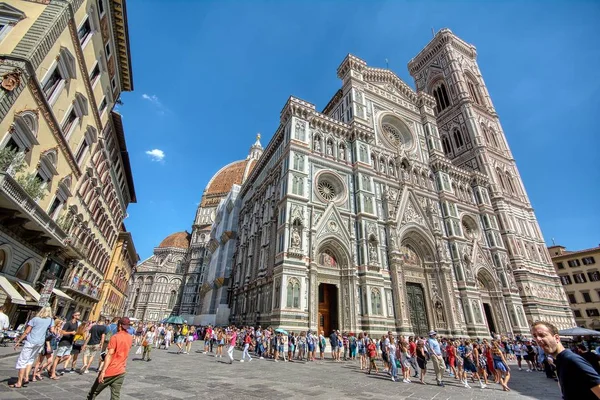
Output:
[
  {"xmin": 318, "ymin": 283, "xmax": 338, "ymax": 335},
  {"xmin": 483, "ymin": 303, "xmax": 497, "ymax": 335},
  {"xmin": 406, "ymin": 283, "xmax": 429, "ymax": 337}
]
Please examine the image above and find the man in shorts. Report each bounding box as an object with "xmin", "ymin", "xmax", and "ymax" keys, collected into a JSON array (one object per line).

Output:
[
  {"xmin": 87, "ymin": 317, "xmax": 133, "ymax": 399},
  {"xmin": 514, "ymin": 340, "xmax": 523, "ymax": 370},
  {"xmin": 330, "ymin": 330, "xmax": 338, "ymax": 361},
  {"xmin": 50, "ymin": 312, "xmax": 80, "ymax": 379},
  {"xmin": 82, "ymin": 319, "xmax": 106, "ymax": 374}
]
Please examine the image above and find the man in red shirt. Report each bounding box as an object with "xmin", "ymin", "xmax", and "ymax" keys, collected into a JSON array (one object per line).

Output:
[
  {"xmin": 408, "ymin": 336, "xmax": 419, "ymax": 377},
  {"xmin": 87, "ymin": 317, "xmax": 133, "ymax": 400}
]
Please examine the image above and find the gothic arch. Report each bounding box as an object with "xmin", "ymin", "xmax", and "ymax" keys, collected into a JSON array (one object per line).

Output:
[
  {"xmin": 397, "ymin": 224, "xmax": 436, "ymax": 263},
  {"xmin": 315, "ymin": 238, "xmax": 351, "ymax": 269}
]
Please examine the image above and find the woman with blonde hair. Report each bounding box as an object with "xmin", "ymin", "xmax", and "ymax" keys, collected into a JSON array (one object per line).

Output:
[
  {"xmin": 69, "ymin": 323, "xmax": 88, "ymax": 373},
  {"xmin": 492, "ymin": 341, "xmax": 511, "ymax": 391},
  {"xmin": 31, "ymin": 316, "xmax": 61, "ymax": 381},
  {"xmin": 10, "ymin": 307, "xmax": 54, "ymax": 388}
]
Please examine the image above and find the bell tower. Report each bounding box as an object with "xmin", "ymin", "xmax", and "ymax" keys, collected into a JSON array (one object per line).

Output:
[{"xmin": 408, "ymin": 29, "xmax": 574, "ymax": 328}]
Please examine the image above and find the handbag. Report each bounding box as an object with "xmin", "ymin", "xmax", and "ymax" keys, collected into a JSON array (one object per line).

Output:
[
  {"xmin": 74, "ymin": 339, "xmax": 85, "ymax": 346},
  {"xmin": 142, "ymin": 340, "xmax": 148, "ymax": 347}
]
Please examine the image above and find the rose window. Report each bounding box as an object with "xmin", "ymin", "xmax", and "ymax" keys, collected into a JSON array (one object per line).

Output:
[
  {"xmin": 382, "ymin": 123, "xmax": 401, "ymax": 144},
  {"xmin": 318, "ymin": 181, "xmax": 336, "ymax": 201},
  {"xmin": 314, "ymin": 171, "xmax": 347, "ymax": 205}
]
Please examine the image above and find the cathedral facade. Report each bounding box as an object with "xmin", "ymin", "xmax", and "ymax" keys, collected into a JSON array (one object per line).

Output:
[{"xmin": 227, "ymin": 29, "xmax": 574, "ymax": 337}]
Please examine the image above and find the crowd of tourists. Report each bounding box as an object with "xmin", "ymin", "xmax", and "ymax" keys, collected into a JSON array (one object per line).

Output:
[
  {"xmin": 6, "ymin": 306, "xmax": 600, "ymax": 399},
  {"xmin": 6, "ymin": 306, "xmax": 135, "ymax": 399}
]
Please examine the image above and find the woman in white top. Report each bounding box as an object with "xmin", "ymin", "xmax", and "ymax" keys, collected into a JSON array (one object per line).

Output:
[
  {"xmin": 142, "ymin": 326, "xmax": 156, "ymax": 362},
  {"xmin": 164, "ymin": 326, "xmax": 173, "ymax": 350}
]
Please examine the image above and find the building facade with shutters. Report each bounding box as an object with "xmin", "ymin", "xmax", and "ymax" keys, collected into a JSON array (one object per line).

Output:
[
  {"xmin": 228, "ymin": 29, "xmax": 574, "ymax": 337},
  {"xmin": 549, "ymin": 244, "xmax": 600, "ymax": 330},
  {"xmin": 0, "ymin": 0, "xmax": 135, "ymax": 325}
]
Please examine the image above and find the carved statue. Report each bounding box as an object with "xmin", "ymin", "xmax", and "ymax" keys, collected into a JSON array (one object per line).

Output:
[
  {"xmin": 315, "ymin": 139, "xmax": 321, "ymax": 152},
  {"xmin": 326, "ymin": 142, "xmax": 333, "ymax": 156},
  {"xmin": 291, "ymin": 228, "xmax": 301, "ymax": 249},
  {"xmin": 339, "ymin": 147, "xmax": 345, "ymax": 160},
  {"xmin": 368, "ymin": 242, "xmax": 378, "ymax": 262},
  {"xmin": 435, "ymin": 301, "xmax": 445, "ymax": 323}
]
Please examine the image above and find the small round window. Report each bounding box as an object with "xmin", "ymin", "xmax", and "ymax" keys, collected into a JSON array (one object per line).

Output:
[{"xmin": 314, "ymin": 171, "xmax": 347, "ymax": 205}]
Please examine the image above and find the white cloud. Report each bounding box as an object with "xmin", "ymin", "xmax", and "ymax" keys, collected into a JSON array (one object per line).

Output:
[
  {"xmin": 145, "ymin": 149, "xmax": 165, "ymax": 162},
  {"xmin": 141, "ymin": 93, "xmax": 168, "ymax": 115}
]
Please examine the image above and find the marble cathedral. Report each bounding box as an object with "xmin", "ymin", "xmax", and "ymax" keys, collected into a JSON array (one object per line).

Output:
[
  {"xmin": 129, "ymin": 29, "xmax": 573, "ymax": 337},
  {"xmin": 227, "ymin": 29, "xmax": 574, "ymax": 337}
]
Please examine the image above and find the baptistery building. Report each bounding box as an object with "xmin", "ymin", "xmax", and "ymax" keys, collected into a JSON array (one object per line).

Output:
[{"xmin": 228, "ymin": 29, "xmax": 574, "ymax": 337}]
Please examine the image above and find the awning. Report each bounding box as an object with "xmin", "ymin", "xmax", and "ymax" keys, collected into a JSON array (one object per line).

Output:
[
  {"xmin": 18, "ymin": 281, "xmax": 40, "ymax": 302},
  {"xmin": 52, "ymin": 288, "xmax": 73, "ymax": 301},
  {"xmin": 0, "ymin": 276, "xmax": 26, "ymax": 305}
]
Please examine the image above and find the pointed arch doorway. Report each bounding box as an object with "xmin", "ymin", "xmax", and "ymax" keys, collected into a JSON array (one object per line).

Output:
[
  {"xmin": 478, "ymin": 270, "xmax": 501, "ymax": 336},
  {"xmin": 318, "ymin": 283, "xmax": 338, "ymax": 336}
]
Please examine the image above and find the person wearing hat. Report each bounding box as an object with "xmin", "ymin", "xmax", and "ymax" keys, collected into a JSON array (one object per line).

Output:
[
  {"xmin": 87, "ymin": 317, "xmax": 133, "ymax": 400},
  {"xmin": 427, "ymin": 330, "xmax": 446, "ymax": 387}
]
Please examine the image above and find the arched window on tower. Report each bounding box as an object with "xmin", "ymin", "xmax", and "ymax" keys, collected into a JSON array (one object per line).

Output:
[
  {"xmin": 496, "ymin": 168, "xmax": 506, "ymax": 191},
  {"xmin": 506, "ymin": 173, "xmax": 517, "ymax": 195},
  {"xmin": 467, "ymin": 79, "xmax": 482, "ymax": 105},
  {"xmin": 441, "ymin": 135, "xmax": 452, "ymax": 156},
  {"xmin": 452, "ymin": 128, "xmax": 464, "ymax": 149},
  {"xmin": 432, "ymin": 82, "xmax": 451, "ymax": 113}
]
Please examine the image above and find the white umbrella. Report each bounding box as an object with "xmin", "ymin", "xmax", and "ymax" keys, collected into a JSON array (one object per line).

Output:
[{"xmin": 558, "ymin": 327, "xmax": 600, "ymax": 336}]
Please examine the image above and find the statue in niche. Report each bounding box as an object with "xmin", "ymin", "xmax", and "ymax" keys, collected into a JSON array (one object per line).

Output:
[
  {"xmin": 368, "ymin": 242, "xmax": 378, "ymax": 262},
  {"xmin": 315, "ymin": 139, "xmax": 321, "ymax": 152},
  {"xmin": 435, "ymin": 301, "xmax": 445, "ymax": 323},
  {"xmin": 291, "ymin": 227, "xmax": 301, "ymax": 249},
  {"xmin": 473, "ymin": 300, "xmax": 483, "ymax": 324},
  {"xmin": 326, "ymin": 141, "xmax": 333, "ymax": 156},
  {"xmin": 380, "ymin": 162, "xmax": 386, "ymax": 173},
  {"xmin": 505, "ymin": 263, "xmax": 517, "ymax": 287},
  {"xmin": 339, "ymin": 147, "xmax": 346, "ymax": 160}
]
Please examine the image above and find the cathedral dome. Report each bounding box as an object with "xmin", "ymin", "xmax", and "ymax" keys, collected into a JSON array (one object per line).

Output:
[
  {"xmin": 200, "ymin": 135, "xmax": 262, "ymax": 208},
  {"xmin": 158, "ymin": 231, "xmax": 190, "ymax": 249}
]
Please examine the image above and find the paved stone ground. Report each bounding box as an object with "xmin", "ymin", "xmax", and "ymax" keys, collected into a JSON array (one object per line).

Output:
[{"xmin": 0, "ymin": 341, "xmax": 562, "ymax": 399}]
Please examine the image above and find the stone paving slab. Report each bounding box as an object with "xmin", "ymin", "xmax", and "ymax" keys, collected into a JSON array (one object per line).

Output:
[{"xmin": 0, "ymin": 342, "xmax": 562, "ymax": 399}]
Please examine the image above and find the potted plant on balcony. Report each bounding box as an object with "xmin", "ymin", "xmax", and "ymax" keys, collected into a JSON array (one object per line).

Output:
[
  {"xmin": 0, "ymin": 147, "xmax": 46, "ymax": 201},
  {"xmin": 0, "ymin": 146, "xmax": 25, "ymax": 174}
]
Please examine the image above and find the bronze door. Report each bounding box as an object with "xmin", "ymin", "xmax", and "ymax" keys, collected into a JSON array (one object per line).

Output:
[
  {"xmin": 407, "ymin": 283, "xmax": 429, "ymax": 337},
  {"xmin": 318, "ymin": 284, "xmax": 338, "ymax": 335}
]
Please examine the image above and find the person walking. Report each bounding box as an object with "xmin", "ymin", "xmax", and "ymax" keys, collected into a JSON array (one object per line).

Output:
[
  {"xmin": 367, "ymin": 338, "xmax": 379, "ymax": 374},
  {"xmin": 416, "ymin": 340, "xmax": 428, "ymax": 384},
  {"xmin": 427, "ymin": 331, "xmax": 445, "ymax": 387},
  {"xmin": 86, "ymin": 317, "xmax": 133, "ymax": 400},
  {"xmin": 82, "ymin": 319, "xmax": 105, "ymax": 374},
  {"xmin": 227, "ymin": 328, "xmax": 237, "ymax": 364},
  {"xmin": 531, "ymin": 321, "xmax": 600, "ymax": 400},
  {"xmin": 50, "ymin": 311, "xmax": 80, "ymax": 379},
  {"xmin": 142, "ymin": 326, "xmax": 155, "ymax": 362},
  {"xmin": 10, "ymin": 306, "xmax": 54, "ymax": 388},
  {"xmin": 69, "ymin": 323, "xmax": 88, "ymax": 373},
  {"xmin": 0, "ymin": 305, "xmax": 9, "ymax": 333},
  {"xmin": 241, "ymin": 331, "xmax": 252, "ymax": 362}
]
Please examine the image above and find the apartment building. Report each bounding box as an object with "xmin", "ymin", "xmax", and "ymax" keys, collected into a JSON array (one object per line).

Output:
[
  {"xmin": 0, "ymin": 0, "xmax": 135, "ymax": 324},
  {"xmin": 550, "ymin": 244, "xmax": 600, "ymax": 329}
]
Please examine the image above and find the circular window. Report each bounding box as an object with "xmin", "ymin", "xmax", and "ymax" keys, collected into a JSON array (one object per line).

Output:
[
  {"xmin": 318, "ymin": 181, "xmax": 336, "ymax": 201},
  {"xmin": 314, "ymin": 171, "xmax": 347, "ymax": 205},
  {"xmin": 461, "ymin": 216, "xmax": 479, "ymax": 240},
  {"xmin": 378, "ymin": 113, "xmax": 415, "ymax": 151}
]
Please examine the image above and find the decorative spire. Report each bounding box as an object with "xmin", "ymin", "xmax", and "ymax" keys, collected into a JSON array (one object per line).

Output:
[{"xmin": 248, "ymin": 133, "xmax": 263, "ymax": 160}]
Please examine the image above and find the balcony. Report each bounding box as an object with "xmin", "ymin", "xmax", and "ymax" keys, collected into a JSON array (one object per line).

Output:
[
  {"xmin": 0, "ymin": 172, "xmax": 65, "ymax": 249},
  {"xmin": 64, "ymin": 236, "xmax": 89, "ymax": 259},
  {"xmin": 0, "ymin": 172, "xmax": 86, "ymax": 260},
  {"xmin": 61, "ymin": 277, "xmax": 100, "ymax": 302}
]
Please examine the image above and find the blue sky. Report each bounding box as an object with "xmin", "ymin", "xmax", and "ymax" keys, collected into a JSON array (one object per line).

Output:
[{"xmin": 119, "ymin": 0, "xmax": 600, "ymax": 260}]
